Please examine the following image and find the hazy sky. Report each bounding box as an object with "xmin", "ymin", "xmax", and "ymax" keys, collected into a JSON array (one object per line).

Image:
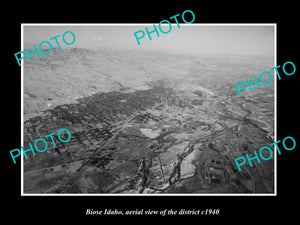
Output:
[{"xmin": 24, "ymin": 24, "xmax": 275, "ymax": 56}]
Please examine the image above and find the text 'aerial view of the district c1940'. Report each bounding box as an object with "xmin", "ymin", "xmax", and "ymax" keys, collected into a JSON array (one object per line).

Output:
[{"xmin": 22, "ymin": 25, "xmax": 275, "ymax": 194}]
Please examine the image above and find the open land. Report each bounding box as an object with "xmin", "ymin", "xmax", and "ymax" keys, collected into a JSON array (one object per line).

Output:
[{"xmin": 23, "ymin": 48, "xmax": 274, "ymax": 194}]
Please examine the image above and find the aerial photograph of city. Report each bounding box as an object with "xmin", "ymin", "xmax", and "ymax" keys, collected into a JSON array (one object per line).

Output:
[{"xmin": 22, "ymin": 25, "xmax": 275, "ymax": 194}]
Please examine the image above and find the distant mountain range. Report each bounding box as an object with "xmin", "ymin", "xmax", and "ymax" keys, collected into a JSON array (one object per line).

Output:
[
  {"xmin": 23, "ymin": 47, "xmax": 188, "ymax": 120},
  {"xmin": 23, "ymin": 47, "xmax": 274, "ymax": 121}
]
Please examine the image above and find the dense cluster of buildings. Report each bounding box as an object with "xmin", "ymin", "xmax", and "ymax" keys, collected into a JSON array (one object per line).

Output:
[{"xmin": 23, "ymin": 85, "xmax": 273, "ymax": 194}]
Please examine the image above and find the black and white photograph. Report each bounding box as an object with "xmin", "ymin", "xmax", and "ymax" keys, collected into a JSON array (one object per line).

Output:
[
  {"xmin": 3, "ymin": 4, "xmax": 299, "ymax": 223},
  {"xmin": 21, "ymin": 24, "xmax": 275, "ymax": 195}
]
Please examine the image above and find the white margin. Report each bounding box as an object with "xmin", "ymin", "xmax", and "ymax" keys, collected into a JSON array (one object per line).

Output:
[
  {"xmin": 21, "ymin": 23, "xmax": 24, "ymax": 196},
  {"xmin": 21, "ymin": 23, "xmax": 277, "ymax": 196},
  {"xmin": 274, "ymin": 24, "xmax": 277, "ymax": 196}
]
